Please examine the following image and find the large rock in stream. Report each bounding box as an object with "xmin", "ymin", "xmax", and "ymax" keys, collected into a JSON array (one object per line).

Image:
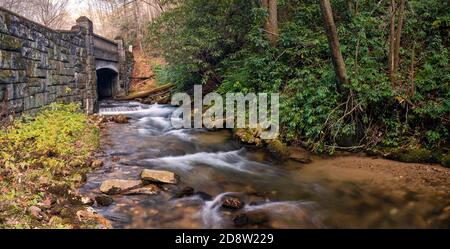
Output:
[
  {"xmin": 140, "ymin": 169, "xmax": 178, "ymax": 184},
  {"xmin": 100, "ymin": 179, "xmax": 143, "ymax": 195}
]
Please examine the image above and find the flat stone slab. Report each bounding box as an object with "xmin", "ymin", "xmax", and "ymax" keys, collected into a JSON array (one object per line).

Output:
[
  {"xmin": 140, "ymin": 169, "xmax": 178, "ymax": 184},
  {"xmin": 100, "ymin": 179, "xmax": 143, "ymax": 195}
]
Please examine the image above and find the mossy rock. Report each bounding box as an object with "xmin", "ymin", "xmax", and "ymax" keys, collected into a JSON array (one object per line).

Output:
[
  {"xmin": 267, "ymin": 140, "xmax": 290, "ymax": 160},
  {"xmin": 233, "ymin": 128, "xmax": 263, "ymax": 147},
  {"xmin": 388, "ymin": 148, "xmax": 435, "ymax": 163},
  {"xmin": 441, "ymin": 154, "xmax": 450, "ymax": 168}
]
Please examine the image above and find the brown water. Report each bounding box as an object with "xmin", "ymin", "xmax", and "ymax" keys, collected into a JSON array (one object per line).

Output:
[{"xmin": 80, "ymin": 101, "xmax": 450, "ymax": 229}]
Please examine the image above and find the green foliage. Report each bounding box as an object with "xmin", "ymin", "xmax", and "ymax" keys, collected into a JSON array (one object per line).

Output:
[
  {"xmin": 0, "ymin": 103, "xmax": 98, "ymax": 174},
  {"xmin": 149, "ymin": 0, "xmax": 449, "ymax": 152}
]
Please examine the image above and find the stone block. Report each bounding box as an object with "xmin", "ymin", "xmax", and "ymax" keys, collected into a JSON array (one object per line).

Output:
[
  {"xmin": 13, "ymin": 83, "xmax": 27, "ymax": 99},
  {"xmin": 25, "ymin": 61, "xmax": 47, "ymax": 78},
  {"xmin": 0, "ymin": 84, "xmax": 13, "ymax": 101},
  {"xmin": 21, "ymin": 47, "xmax": 41, "ymax": 61},
  {"xmin": 0, "ymin": 50, "xmax": 25, "ymax": 69},
  {"xmin": 0, "ymin": 11, "xmax": 8, "ymax": 33},
  {"xmin": 8, "ymin": 98, "xmax": 23, "ymax": 113},
  {"xmin": 0, "ymin": 33, "xmax": 22, "ymax": 51},
  {"xmin": 0, "ymin": 69, "xmax": 16, "ymax": 84}
]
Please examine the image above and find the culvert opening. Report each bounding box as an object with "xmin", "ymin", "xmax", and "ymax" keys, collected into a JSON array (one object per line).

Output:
[{"xmin": 97, "ymin": 68, "xmax": 118, "ymax": 99}]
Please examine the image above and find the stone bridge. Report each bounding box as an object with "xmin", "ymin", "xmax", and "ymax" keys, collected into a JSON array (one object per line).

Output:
[{"xmin": 0, "ymin": 7, "xmax": 133, "ymax": 116}]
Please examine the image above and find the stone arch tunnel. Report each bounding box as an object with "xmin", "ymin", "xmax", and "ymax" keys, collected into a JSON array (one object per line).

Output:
[
  {"xmin": 93, "ymin": 33, "xmax": 132, "ymax": 101},
  {"xmin": 96, "ymin": 67, "xmax": 118, "ymax": 99}
]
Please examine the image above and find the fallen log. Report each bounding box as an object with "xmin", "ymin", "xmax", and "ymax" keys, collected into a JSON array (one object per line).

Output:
[
  {"xmin": 132, "ymin": 75, "xmax": 155, "ymax": 80},
  {"xmin": 119, "ymin": 83, "xmax": 175, "ymax": 100}
]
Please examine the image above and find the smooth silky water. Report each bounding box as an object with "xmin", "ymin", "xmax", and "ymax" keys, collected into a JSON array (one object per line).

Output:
[{"xmin": 79, "ymin": 101, "xmax": 449, "ymax": 228}]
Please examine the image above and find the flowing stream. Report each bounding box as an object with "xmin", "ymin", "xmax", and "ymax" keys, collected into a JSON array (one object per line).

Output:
[{"xmin": 79, "ymin": 101, "xmax": 450, "ymax": 228}]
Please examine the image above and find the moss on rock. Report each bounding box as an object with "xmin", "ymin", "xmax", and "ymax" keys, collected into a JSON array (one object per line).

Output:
[
  {"xmin": 388, "ymin": 148, "xmax": 435, "ymax": 163},
  {"xmin": 233, "ymin": 128, "xmax": 263, "ymax": 147},
  {"xmin": 267, "ymin": 139, "xmax": 290, "ymax": 160},
  {"xmin": 441, "ymin": 154, "xmax": 450, "ymax": 168}
]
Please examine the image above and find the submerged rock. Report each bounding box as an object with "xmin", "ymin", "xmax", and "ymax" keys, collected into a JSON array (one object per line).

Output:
[
  {"xmin": 195, "ymin": 191, "xmax": 213, "ymax": 201},
  {"xmin": 174, "ymin": 187, "xmax": 195, "ymax": 198},
  {"xmin": 124, "ymin": 184, "xmax": 160, "ymax": 196},
  {"xmin": 95, "ymin": 195, "xmax": 113, "ymax": 206},
  {"xmin": 140, "ymin": 169, "xmax": 178, "ymax": 184},
  {"xmin": 222, "ymin": 196, "xmax": 244, "ymax": 209},
  {"xmin": 99, "ymin": 179, "xmax": 143, "ymax": 195},
  {"xmin": 233, "ymin": 210, "xmax": 269, "ymax": 227}
]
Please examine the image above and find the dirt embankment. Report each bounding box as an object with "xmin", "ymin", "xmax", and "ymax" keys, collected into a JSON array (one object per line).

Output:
[{"xmin": 129, "ymin": 48, "xmax": 165, "ymax": 93}]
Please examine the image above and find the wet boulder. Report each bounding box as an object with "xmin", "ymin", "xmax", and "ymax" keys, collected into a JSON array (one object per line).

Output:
[
  {"xmin": 111, "ymin": 114, "xmax": 130, "ymax": 124},
  {"xmin": 140, "ymin": 169, "xmax": 178, "ymax": 184},
  {"xmin": 99, "ymin": 179, "xmax": 143, "ymax": 195},
  {"xmin": 80, "ymin": 196, "xmax": 95, "ymax": 206},
  {"xmin": 222, "ymin": 196, "xmax": 244, "ymax": 209},
  {"xmin": 95, "ymin": 194, "xmax": 114, "ymax": 206}
]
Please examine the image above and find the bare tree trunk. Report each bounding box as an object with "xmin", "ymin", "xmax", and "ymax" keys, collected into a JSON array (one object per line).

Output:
[
  {"xmin": 319, "ymin": 0, "xmax": 348, "ymax": 92},
  {"xmin": 388, "ymin": 0, "xmax": 396, "ymax": 86},
  {"xmin": 409, "ymin": 41, "xmax": 416, "ymax": 97},
  {"xmin": 346, "ymin": 0, "xmax": 353, "ymax": 15},
  {"xmin": 132, "ymin": 0, "xmax": 143, "ymax": 51},
  {"xmin": 268, "ymin": 0, "xmax": 278, "ymax": 46},
  {"xmin": 261, "ymin": 0, "xmax": 278, "ymax": 47},
  {"xmin": 394, "ymin": 0, "xmax": 406, "ymax": 76}
]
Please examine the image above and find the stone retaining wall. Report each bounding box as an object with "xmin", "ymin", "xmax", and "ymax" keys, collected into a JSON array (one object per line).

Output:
[{"xmin": 0, "ymin": 7, "xmax": 97, "ymax": 117}]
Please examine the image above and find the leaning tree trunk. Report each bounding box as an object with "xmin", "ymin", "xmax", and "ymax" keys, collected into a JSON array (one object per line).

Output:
[{"xmin": 319, "ymin": 0, "xmax": 348, "ymax": 92}]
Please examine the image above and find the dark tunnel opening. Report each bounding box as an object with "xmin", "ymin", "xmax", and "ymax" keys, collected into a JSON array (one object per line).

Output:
[{"xmin": 97, "ymin": 68, "xmax": 118, "ymax": 99}]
